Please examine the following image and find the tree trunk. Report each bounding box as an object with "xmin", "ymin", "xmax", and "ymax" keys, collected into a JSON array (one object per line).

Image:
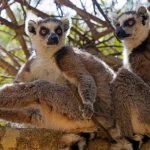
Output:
[
  {"xmin": 0, "ymin": 127, "xmax": 110, "ymax": 150},
  {"xmin": 0, "ymin": 127, "xmax": 149, "ymax": 150}
]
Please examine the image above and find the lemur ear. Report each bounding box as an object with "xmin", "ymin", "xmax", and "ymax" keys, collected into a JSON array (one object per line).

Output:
[
  {"xmin": 27, "ymin": 20, "xmax": 37, "ymax": 35},
  {"xmin": 25, "ymin": 12, "xmax": 39, "ymax": 35},
  {"xmin": 137, "ymin": 6, "xmax": 149, "ymax": 25},
  {"xmin": 61, "ymin": 16, "xmax": 72, "ymax": 34}
]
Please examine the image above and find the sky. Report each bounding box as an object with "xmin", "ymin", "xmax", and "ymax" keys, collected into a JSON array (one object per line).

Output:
[
  {"xmin": 37, "ymin": 0, "xmax": 148, "ymax": 15},
  {"xmin": 1, "ymin": 0, "xmax": 149, "ymax": 20}
]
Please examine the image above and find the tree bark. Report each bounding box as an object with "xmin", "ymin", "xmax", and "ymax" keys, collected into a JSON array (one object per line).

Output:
[
  {"xmin": 0, "ymin": 127, "xmax": 148, "ymax": 150},
  {"xmin": 0, "ymin": 127, "xmax": 111, "ymax": 150},
  {"xmin": 0, "ymin": 127, "xmax": 150, "ymax": 150}
]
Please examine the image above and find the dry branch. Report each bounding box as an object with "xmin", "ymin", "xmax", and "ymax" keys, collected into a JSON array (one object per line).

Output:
[
  {"xmin": 0, "ymin": 127, "xmax": 110, "ymax": 150},
  {"xmin": 0, "ymin": 57, "xmax": 17, "ymax": 76},
  {"xmin": 0, "ymin": 46, "xmax": 20, "ymax": 68},
  {"xmin": 16, "ymin": 0, "xmax": 49, "ymax": 18},
  {"xmin": 1, "ymin": 0, "xmax": 29, "ymax": 58},
  {"xmin": 57, "ymin": 0, "xmax": 108, "ymax": 26}
]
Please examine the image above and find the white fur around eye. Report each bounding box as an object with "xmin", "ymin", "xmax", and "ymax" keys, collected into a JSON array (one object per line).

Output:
[{"xmin": 25, "ymin": 12, "xmax": 41, "ymax": 35}]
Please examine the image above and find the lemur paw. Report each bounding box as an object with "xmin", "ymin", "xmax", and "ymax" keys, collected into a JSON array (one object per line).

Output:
[
  {"xmin": 81, "ymin": 102, "xmax": 94, "ymax": 119},
  {"xmin": 27, "ymin": 108, "xmax": 44, "ymax": 127},
  {"xmin": 110, "ymin": 139, "xmax": 133, "ymax": 150},
  {"xmin": 58, "ymin": 134, "xmax": 86, "ymax": 150}
]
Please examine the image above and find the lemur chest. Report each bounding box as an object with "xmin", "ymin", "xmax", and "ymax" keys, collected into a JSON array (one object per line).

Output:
[{"xmin": 31, "ymin": 57, "xmax": 66, "ymax": 85}]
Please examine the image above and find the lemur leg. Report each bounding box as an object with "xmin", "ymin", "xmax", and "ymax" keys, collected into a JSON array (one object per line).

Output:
[
  {"xmin": 111, "ymin": 68, "xmax": 150, "ymax": 137},
  {"xmin": 0, "ymin": 82, "xmax": 40, "ymax": 108},
  {"xmin": 0, "ymin": 107, "xmax": 43, "ymax": 127},
  {"xmin": 0, "ymin": 80, "xmax": 82, "ymax": 120}
]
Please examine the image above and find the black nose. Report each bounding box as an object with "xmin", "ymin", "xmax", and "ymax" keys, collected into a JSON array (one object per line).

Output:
[
  {"xmin": 47, "ymin": 33, "xmax": 59, "ymax": 45},
  {"xmin": 115, "ymin": 27, "xmax": 126, "ymax": 38},
  {"xmin": 115, "ymin": 27, "xmax": 130, "ymax": 39}
]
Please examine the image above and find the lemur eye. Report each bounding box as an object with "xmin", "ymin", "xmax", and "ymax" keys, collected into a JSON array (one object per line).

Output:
[
  {"xmin": 116, "ymin": 23, "xmax": 120, "ymax": 27},
  {"xmin": 39, "ymin": 27, "xmax": 49, "ymax": 36},
  {"xmin": 55, "ymin": 27, "xmax": 62, "ymax": 36},
  {"xmin": 128, "ymin": 20, "xmax": 135, "ymax": 26},
  {"xmin": 124, "ymin": 18, "xmax": 136, "ymax": 27}
]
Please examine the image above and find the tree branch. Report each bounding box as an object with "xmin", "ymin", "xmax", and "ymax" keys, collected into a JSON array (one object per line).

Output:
[
  {"xmin": 92, "ymin": 0, "xmax": 121, "ymax": 42},
  {"xmin": 0, "ymin": 57, "xmax": 17, "ymax": 76},
  {"xmin": 0, "ymin": 127, "xmax": 110, "ymax": 150},
  {"xmin": 2, "ymin": 0, "xmax": 29, "ymax": 58},
  {"xmin": 0, "ymin": 45, "xmax": 20, "ymax": 68},
  {"xmin": 16, "ymin": 0, "xmax": 49, "ymax": 18},
  {"xmin": 57, "ymin": 0, "xmax": 108, "ymax": 26}
]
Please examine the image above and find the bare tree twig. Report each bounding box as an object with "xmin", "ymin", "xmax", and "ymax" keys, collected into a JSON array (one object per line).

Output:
[
  {"xmin": 0, "ymin": 57, "xmax": 17, "ymax": 76},
  {"xmin": 0, "ymin": 16, "xmax": 18, "ymax": 30},
  {"xmin": 2, "ymin": 1, "xmax": 17, "ymax": 24},
  {"xmin": 79, "ymin": 0, "xmax": 86, "ymax": 11},
  {"xmin": 19, "ymin": 2, "xmax": 26, "ymax": 21},
  {"xmin": 92, "ymin": 0, "xmax": 114, "ymax": 30},
  {"xmin": 98, "ymin": 36, "xmax": 114, "ymax": 45},
  {"xmin": 35, "ymin": 0, "xmax": 42, "ymax": 8},
  {"xmin": 57, "ymin": 0, "xmax": 108, "ymax": 26},
  {"xmin": 2, "ymin": 1, "xmax": 29, "ymax": 58},
  {"xmin": 0, "ymin": 29, "xmax": 14, "ymax": 36},
  {"xmin": 55, "ymin": 0, "xmax": 64, "ymax": 16},
  {"xmin": 16, "ymin": 0, "xmax": 49, "ymax": 18},
  {"xmin": 0, "ymin": 75, "xmax": 13, "ymax": 78},
  {"xmin": 0, "ymin": 45, "xmax": 20, "ymax": 68},
  {"xmin": 92, "ymin": 0, "xmax": 120, "ymax": 42}
]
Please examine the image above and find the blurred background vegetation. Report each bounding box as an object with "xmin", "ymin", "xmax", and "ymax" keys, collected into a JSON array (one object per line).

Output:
[{"xmin": 0, "ymin": 0, "xmax": 149, "ymax": 85}]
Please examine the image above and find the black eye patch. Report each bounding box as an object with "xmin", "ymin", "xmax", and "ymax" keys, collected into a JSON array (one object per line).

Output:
[
  {"xmin": 39, "ymin": 27, "xmax": 49, "ymax": 36},
  {"xmin": 124, "ymin": 18, "xmax": 136, "ymax": 27},
  {"xmin": 142, "ymin": 15, "xmax": 148, "ymax": 25},
  {"xmin": 55, "ymin": 26, "xmax": 62, "ymax": 36},
  {"xmin": 115, "ymin": 23, "xmax": 120, "ymax": 27}
]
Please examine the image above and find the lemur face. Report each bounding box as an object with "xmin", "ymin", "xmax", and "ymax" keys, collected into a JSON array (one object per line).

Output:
[
  {"xmin": 113, "ymin": 6, "xmax": 149, "ymax": 41},
  {"xmin": 26, "ymin": 15, "xmax": 71, "ymax": 49}
]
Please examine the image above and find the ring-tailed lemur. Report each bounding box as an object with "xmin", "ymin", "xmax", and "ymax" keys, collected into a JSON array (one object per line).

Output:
[
  {"xmin": 111, "ymin": 6, "xmax": 150, "ymax": 148},
  {"xmin": 13, "ymin": 13, "xmax": 117, "ymax": 149},
  {"xmin": 15, "ymin": 13, "xmax": 96, "ymax": 120}
]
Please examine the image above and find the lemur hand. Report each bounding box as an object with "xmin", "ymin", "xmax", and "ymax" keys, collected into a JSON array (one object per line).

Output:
[{"xmin": 81, "ymin": 102, "xmax": 94, "ymax": 119}]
